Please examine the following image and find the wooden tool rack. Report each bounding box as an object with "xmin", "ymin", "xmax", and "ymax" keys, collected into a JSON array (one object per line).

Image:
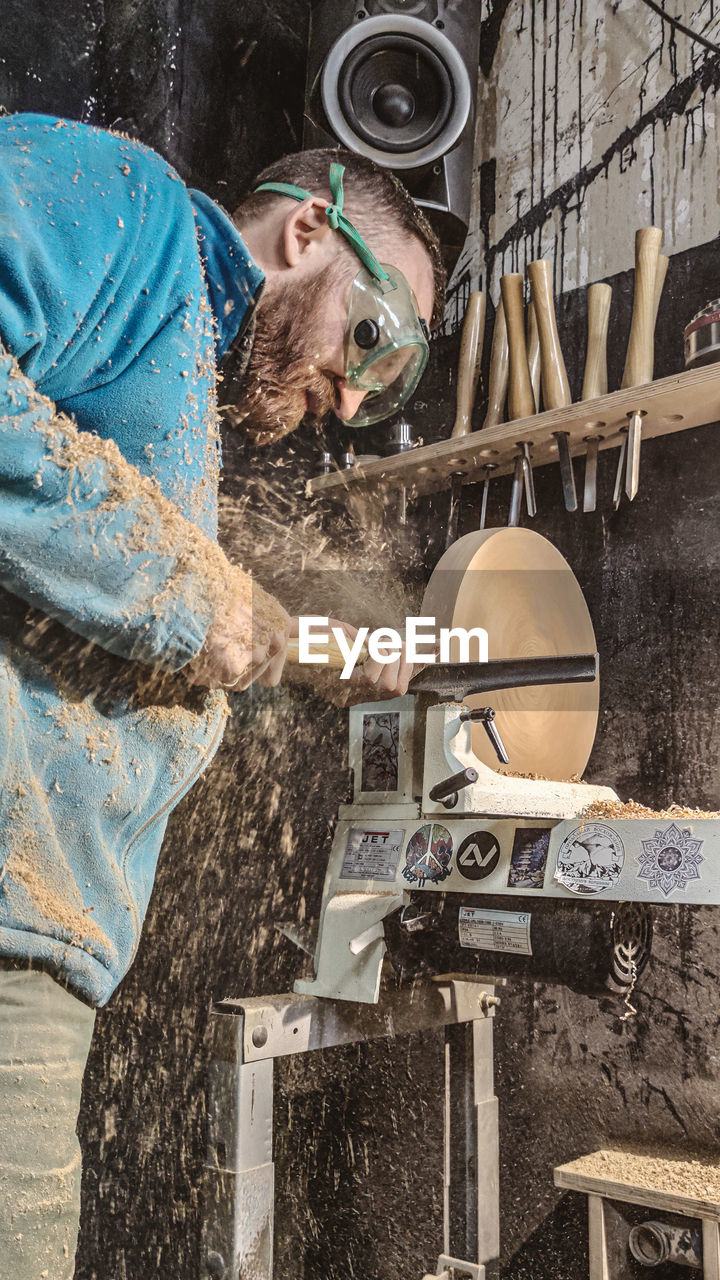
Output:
[{"xmin": 307, "ymin": 366, "xmax": 720, "ymax": 502}]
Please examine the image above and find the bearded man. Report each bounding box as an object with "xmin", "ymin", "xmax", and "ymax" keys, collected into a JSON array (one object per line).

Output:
[{"xmin": 0, "ymin": 113, "xmax": 444, "ymax": 1277}]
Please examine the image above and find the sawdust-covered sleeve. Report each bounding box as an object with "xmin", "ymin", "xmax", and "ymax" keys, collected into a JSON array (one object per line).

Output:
[{"xmin": 0, "ymin": 348, "xmax": 281, "ymax": 671}]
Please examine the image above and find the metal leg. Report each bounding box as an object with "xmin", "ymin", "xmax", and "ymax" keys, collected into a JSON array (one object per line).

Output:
[
  {"xmin": 202, "ymin": 1017, "xmax": 274, "ymax": 1280},
  {"xmin": 201, "ymin": 982, "xmax": 501, "ymax": 1280},
  {"xmin": 702, "ymin": 1218, "xmax": 720, "ymax": 1280}
]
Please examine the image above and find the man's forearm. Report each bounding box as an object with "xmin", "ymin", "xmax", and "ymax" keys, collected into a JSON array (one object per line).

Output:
[{"xmin": 0, "ymin": 345, "xmax": 281, "ymax": 670}]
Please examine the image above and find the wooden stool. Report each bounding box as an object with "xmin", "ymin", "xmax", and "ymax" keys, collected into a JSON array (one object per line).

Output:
[{"xmin": 555, "ymin": 1149, "xmax": 720, "ymax": 1280}]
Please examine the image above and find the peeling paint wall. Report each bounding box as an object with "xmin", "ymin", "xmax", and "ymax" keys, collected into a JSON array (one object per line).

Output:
[{"xmin": 449, "ymin": 0, "xmax": 720, "ymax": 326}]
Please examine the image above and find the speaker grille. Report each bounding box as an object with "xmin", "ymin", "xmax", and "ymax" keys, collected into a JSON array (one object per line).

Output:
[
  {"xmin": 321, "ymin": 14, "xmax": 471, "ymax": 169},
  {"xmin": 338, "ymin": 34, "xmax": 453, "ymax": 154}
]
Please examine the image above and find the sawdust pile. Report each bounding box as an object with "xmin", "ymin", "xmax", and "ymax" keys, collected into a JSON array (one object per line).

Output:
[
  {"xmin": 581, "ymin": 798, "xmax": 720, "ymax": 820},
  {"xmin": 570, "ymin": 1147, "xmax": 720, "ymax": 1202}
]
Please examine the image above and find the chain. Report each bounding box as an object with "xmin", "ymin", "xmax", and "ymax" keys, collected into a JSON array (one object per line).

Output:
[{"xmin": 620, "ymin": 955, "xmax": 638, "ymax": 1022}]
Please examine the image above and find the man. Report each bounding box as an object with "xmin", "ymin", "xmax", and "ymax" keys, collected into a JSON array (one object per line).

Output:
[{"xmin": 0, "ymin": 114, "xmax": 444, "ymax": 1276}]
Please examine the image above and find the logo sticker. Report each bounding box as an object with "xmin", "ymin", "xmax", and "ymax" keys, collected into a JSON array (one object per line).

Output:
[
  {"xmin": 507, "ymin": 828, "xmax": 551, "ymax": 889},
  {"xmin": 554, "ymin": 823, "xmax": 625, "ymax": 896},
  {"xmin": 456, "ymin": 831, "xmax": 501, "ymax": 881},
  {"xmin": 403, "ymin": 823, "xmax": 453, "ymax": 887},
  {"xmin": 636, "ymin": 823, "xmax": 704, "ymax": 897}
]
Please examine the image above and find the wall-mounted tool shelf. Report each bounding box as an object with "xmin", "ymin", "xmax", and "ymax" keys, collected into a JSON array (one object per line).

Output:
[{"xmin": 307, "ymin": 365, "xmax": 720, "ymax": 500}]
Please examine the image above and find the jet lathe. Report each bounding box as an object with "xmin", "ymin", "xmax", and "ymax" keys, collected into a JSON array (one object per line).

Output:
[{"xmin": 203, "ymin": 529, "xmax": 720, "ymax": 1280}]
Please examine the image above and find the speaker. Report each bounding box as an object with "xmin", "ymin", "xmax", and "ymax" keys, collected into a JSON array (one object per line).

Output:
[{"xmin": 304, "ymin": 1, "xmax": 480, "ymax": 267}]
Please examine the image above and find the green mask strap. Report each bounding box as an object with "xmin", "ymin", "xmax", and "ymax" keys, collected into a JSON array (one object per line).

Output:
[{"xmin": 254, "ymin": 163, "xmax": 392, "ymax": 287}]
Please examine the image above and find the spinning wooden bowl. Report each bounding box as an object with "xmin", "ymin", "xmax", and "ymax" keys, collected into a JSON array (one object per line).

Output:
[{"xmin": 421, "ymin": 527, "xmax": 600, "ymax": 780}]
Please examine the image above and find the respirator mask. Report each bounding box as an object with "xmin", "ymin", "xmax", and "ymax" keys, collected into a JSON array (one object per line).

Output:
[{"xmin": 254, "ymin": 163, "xmax": 430, "ymax": 427}]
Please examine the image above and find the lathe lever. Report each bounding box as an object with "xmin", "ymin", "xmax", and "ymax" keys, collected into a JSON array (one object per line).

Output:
[
  {"xmin": 429, "ymin": 766, "xmax": 479, "ymax": 808},
  {"xmin": 459, "ymin": 706, "xmax": 509, "ymax": 765}
]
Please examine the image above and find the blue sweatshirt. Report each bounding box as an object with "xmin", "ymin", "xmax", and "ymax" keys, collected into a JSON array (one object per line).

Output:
[{"xmin": 0, "ymin": 113, "xmax": 265, "ymax": 1005}]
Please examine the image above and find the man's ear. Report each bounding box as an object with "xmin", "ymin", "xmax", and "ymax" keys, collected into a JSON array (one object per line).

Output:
[{"xmin": 282, "ymin": 196, "xmax": 333, "ymax": 268}]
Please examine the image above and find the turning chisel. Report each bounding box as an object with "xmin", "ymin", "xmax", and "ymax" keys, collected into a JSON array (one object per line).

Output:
[{"xmin": 621, "ymin": 228, "xmax": 664, "ymax": 501}]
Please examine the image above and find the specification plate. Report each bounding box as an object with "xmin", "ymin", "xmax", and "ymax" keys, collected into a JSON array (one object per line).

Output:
[
  {"xmin": 340, "ymin": 828, "xmax": 404, "ymax": 882},
  {"xmin": 458, "ymin": 907, "xmax": 532, "ymax": 955}
]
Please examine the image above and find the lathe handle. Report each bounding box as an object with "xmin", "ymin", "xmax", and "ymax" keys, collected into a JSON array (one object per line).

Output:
[{"xmin": 286, "ymin": 635, "xmax": 369, "ymax": 669}]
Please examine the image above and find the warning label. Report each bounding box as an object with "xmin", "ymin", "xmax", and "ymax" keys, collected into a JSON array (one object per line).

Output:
[
  {"xmin": 458, "ymin": 907, "xmax": 532, "ymax": 955},
  {"xmin": 340, "ymin": 828, "xmax": 404, "ymax": 882}
]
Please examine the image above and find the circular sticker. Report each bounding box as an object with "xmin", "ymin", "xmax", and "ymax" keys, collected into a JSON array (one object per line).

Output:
[
  {"xmin": 555, "ymin": 823, "xmax": 625, "ymax": 896},
  {"xmin": 403, "ymin": 823, "xmax": 453, "ymax": 887},
  {"xmin": 456, "ymin": 831, "xmax": 501, "ymax": 881}
]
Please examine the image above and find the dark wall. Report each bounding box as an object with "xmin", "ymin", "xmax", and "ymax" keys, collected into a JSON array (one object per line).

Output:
[{"xmin": 3, "ymin": 3, "xmax": 720, "ymax": 1279}]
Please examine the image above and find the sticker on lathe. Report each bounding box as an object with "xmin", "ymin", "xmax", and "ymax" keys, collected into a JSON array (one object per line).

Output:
[
  {"xmin": 554, "ymin": 823, "xmax": 624, "ymax": 895},
  {"xmin": 507, "ymin": 828, "xmax": 551, "ymax": 889},
  {"xmin": 456, "ymin": 830, "xmax": 501, "ymax": 881},
  {"xmin": 403, "ymin": 823, "xmax": 453, "ymax": 887},
  {"xmin": 341, "ymin": 828, "xmax": 404, "ymax": 882},
  {"xmin": 636, "ymin": 823, "xmax": 704, "ymax": 897}
]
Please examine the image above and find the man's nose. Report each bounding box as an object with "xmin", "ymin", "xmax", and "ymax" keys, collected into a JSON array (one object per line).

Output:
[{"xmin": 334, "ymin": 380, "xmax": 368, "ymax": 422}]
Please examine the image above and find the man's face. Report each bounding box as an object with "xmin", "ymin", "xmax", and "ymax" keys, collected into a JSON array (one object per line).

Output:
[{"xmin": 231, "ymin": 236, "xmax": 434, "ymax": 445}]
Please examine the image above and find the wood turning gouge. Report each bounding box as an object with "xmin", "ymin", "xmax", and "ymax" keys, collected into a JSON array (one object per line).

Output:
[
  {"xmin": 479, "ymin": 463, "xmax": 497, "ymax": 530},
  {"xmin": 528, "ymin": 259, "xmax": 576, "ymax": 511},
  {"xmin": 482, "ymin": 297, "xmax": 509, "ymax": 429},
  {"xmin": 519, "ymin": 440, "xmax": 537, "ymax": 517},
  {"xmin": 450, "ymin": 290, "xmax": 486, "ymax": 439},
  {"xmin": 507, "ymin": 453, "xmax": 525, "ymax": 526},
  {"xmin": 500, "ymin": 273, "xmax": 536, "ymax": 422},
  {"xmin": 580, "ymin": 282, "xmax": 611, "ymax": 513},
  {"xmin": 621, "ymin": 230, "xmax": 666, "ymax": 501}
]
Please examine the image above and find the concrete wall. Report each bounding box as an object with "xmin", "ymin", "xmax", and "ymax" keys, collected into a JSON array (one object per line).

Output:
[{"xmin": 2, "ymin": 2, "xmax": 720, "ymax": 1277}]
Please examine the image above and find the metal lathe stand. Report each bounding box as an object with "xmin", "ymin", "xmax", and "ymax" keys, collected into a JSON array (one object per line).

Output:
[{"xmin": 201, "ymin": 977, "xmax": 501, "ymax": 1280}]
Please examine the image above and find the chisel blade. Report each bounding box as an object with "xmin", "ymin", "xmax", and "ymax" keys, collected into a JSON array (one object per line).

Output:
[
  {"xmin": 520, "ymin": 441, "xmax": 537, "ymax": 517},
  {"xmin": 613, "ymin": 432, "xmax": 627, "ymax": 510},
  {"xmin": 553, "ymin": 431, "xmax": 578, "ymax": 511},
  {"xmin": 445, "ymin": 473, "xmax": 463, "ymax": 549},
  {"xmin": 583, "ymin": 437, "xmax": 600, "ymax": 513},
  {"xmin": 625, "ymin": 411, "xmax": 643, "ymax": 501},
  {"xmin": 479, "ymin": 464, "xmax": 496, "ymax": 530},
  {"xmin": 508, "ymin": 454, "xmax": 524, "ymax": 527}
]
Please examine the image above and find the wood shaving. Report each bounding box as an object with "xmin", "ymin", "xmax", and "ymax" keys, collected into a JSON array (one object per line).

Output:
[
  {"xmin": 569, "ymin": 1147, "xmax": 720, "ymax": 1202},
  {"xmin": 581, "ymin": 798, "xmax": 720, "ymax": 820}
]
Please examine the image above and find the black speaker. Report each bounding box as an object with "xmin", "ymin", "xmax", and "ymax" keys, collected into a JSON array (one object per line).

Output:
[{"xmin": 304, "ymin": 1, "xmax": 480, "ymax": 268}]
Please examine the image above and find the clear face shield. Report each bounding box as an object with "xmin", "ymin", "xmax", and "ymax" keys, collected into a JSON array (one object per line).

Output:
[
  {"xmin": 341, "ymin": 264, "xmax": 429, "ymax": 427},
  {"xmin": 254, "ymin": 161, "xmax": 432, "ymax": 429}
]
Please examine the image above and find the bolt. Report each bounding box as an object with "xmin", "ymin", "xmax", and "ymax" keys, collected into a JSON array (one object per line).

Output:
[
  {"xmin": 251, "ymin": 1024, "xmax": 269, "ymax": 1049},
  {"xmin": 480, "ymin": 992, "xmax": 501, "ymax": 1014}
]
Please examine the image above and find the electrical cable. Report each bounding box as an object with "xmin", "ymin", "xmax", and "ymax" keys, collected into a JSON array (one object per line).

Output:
[{"xmin": 637, "ymin": 0, "xmax": 720, "ymax": 57}]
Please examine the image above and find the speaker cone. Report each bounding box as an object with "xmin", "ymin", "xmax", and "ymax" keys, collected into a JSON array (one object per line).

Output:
[{"xmin": 321, "ymin": 15, "xmax": 472, "ymax": 169}]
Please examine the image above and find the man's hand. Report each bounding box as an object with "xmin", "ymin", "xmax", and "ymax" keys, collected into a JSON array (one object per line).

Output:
[
  {"xmin": 331, "ymin": 620, "xmax": 418, "ymax": 697},
  {"xmin": 185, "ymin": 578, "xmax": 292, "ymax": 691}
]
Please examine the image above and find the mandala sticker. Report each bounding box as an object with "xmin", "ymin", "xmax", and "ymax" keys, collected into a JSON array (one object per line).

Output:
[
  {"xmin": 636, "ymin": 823, "xmax": 704, "ymax": 897},
  {"xmin": 554, "ymin": 823, "xmax": 625, "ymax": 896},
  {"xmin": 403, "ymin": 823, "xmax": 453, "ymax": 887}
]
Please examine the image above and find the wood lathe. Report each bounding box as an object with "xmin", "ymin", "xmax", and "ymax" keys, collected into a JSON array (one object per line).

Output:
[{"xmin": 294, "ymin": 528, "xmax": 718, "ymax": 1007}]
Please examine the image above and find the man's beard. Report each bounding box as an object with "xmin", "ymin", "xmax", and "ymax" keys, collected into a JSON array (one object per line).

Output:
[{"xmin": 225, "ymin": 271, "xmax": 338, "ymax": 445}]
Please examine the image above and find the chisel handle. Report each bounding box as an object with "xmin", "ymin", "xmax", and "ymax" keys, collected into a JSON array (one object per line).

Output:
[
  {"xmin": 451, "ymin": 291, "xmax": 486, "ymax": 438},
  {"xmin": 527, "ymin": 259, "xmax": 571, "ymax": 409},
  {"xmin": 287, "ymin": 635, "xmax": 369, "ymax": 669},
  {"xmin": 653, "ymin": 253, "xmax": 669, "ymax": 331},
  {"xmin": 500, "ymin": 274, "xmax": 535, "ymax": 421},
  {"xmin": 482, "ymin": 298, "xmax": 509, "ymax": 428},
  {"xmin": 581, "ymin": 282, "xmax": 612, "ymax": 400},
  {"xmin": 621, "ymin": 227, "xmax": 664, "ymax": 389},
  {"xmin": 526, "ymin": 296, "xmax": 541, "ymax": 407}
]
